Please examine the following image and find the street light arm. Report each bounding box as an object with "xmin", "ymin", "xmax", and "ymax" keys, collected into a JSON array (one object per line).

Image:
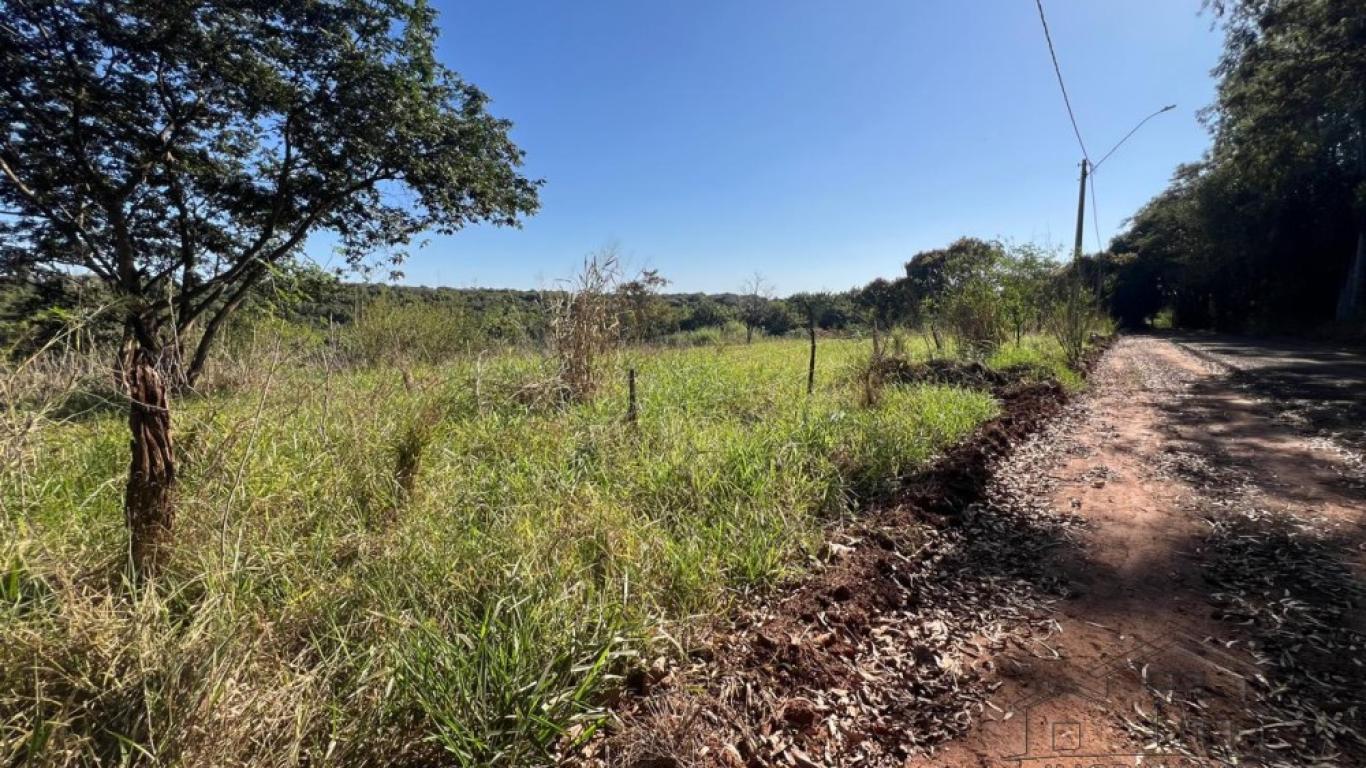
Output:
[{"xmin": 1091, "ymin": 104, "xmax": 1177, "ymax": 172}]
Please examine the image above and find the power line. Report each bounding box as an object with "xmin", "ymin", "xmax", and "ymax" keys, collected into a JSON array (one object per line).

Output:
[
  {"xmin": 1033, "ymin": 0, "xmax": 1089, "ymax": 161},
  {"xmin": 1033, "ymin": 0, "xmax": 1174, "ymax": 263}
]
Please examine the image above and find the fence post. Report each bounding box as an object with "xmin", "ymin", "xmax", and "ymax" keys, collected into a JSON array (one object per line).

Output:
[
  {"xmin": 626, "ymin": 367, "xmax": 638, "ymax": 424},
  {"xmin": 806, "ymin": 310, "xmax": 816, "ymax": 397},
  {"xmin": 474, "ymin": 353, "xmax": 484, "ymax": 413}
]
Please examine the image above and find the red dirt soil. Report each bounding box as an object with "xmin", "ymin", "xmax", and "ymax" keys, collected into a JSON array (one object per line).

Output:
[
  {"xmin": 580, "ymin": 336, "xmax": 1366, "ymax": 768},
  {"xmin": 911, "ymin": 336, "xmax": 1364, "ymax": 768}
]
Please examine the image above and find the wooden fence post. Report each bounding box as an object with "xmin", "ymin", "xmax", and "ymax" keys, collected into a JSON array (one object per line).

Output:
[
  {"xmin": 806, "ymin": 310, "xmax": 817, "ymax": 397},
  {"xmin": 626, "ymin": 367, "xmax": 638, "ymax": 424}
]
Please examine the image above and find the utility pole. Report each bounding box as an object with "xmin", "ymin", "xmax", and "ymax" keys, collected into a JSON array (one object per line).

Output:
[{"xmin": 1073, "ymin": 157, "xmax": 1088, "ymax": 262}]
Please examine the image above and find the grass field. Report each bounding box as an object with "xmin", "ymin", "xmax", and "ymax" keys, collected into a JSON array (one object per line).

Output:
[{"xmin": 1, "ymin": 335, "xmax": 1075, "ymax": 766}]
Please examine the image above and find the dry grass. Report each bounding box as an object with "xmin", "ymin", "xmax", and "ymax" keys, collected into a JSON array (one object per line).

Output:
[{"xmin": 548, "ymin": 248, "xmax": 624, "ymax": 402}]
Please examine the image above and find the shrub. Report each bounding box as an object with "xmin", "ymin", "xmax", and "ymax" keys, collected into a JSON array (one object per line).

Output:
[
  {"xmin": 1049, "ymin": 281, "xmax": 1103, "ymax": 369},
  {"xmin": 940, "ymin": 278, "xmax": 1006, "ymax": 360},
  {"xmin": 344, "ymin": 297, "xmax": 477, "ymax": 367},
  {"xmin": 660, "ymin": 321, "xmax": 748, "ymax": 348}
]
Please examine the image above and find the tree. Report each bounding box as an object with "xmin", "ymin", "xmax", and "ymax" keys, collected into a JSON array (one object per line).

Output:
[
  {"xmin": 999, "ymin": 244, "xmax": 1056, "ymax": 343},
  {"xmin": 813, "ymin": 292, "xmax": 859, "ymax": 330},
  {"xmin": 678, "ymin": 296, "xmax": 733, "ymax": 331},
  {"xmin": 1205, "ymin": 0, "xmax": 1366, "ymax": 321},
  {"xmin": 738, "ymin": 272, "xmax": 773, "ymax": 343},
  {"xmin": 903, "ymin": 238, "xmax": 1006, "ymax": 353},
  {"xmin": 904, "ymin": 238, "xmax": 1002, "ymax": 303},
  {"xmin": 757, "ymin": 299, "xmax": 797, "ymax": 337},
  {"xmin": 0, "ymin": 1, "xmax": 539, "ymax": 576},
  {"xmin": 1103, "ymin": 251, "xmax": 1169, "ymax": 329},
  {"xmin": 617, "ymin": 268, "xmax": 670, "ymax": 342},
  {"xmin": 1105, "ymin": 1, "xmax": 1366, "ymax": 331},
  {"xmin": 855, "ymin": 277, "xmax": 904, "ymax": 332}
]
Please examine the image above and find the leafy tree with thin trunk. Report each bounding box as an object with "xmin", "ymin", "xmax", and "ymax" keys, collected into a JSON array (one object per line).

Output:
[
  {"xmin": 855, "ymin": 277, "xmax": 903, "ymax": 335},
  {"xmin": 0, "ymin": 0, "xmax": 540, "ymax": 577},
  {"xmin": 1000, "ymin": 243, "xmax": 1056, "ymax": 344}
]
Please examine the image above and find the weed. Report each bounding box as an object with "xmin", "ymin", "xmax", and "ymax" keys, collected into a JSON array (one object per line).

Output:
[{"xmin": 548, "ymin": 249, "xmax": 623, "ymax": 402}]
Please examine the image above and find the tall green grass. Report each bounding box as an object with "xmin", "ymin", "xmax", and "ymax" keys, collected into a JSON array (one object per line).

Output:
[
  {"xmin": 988, "ymin": 335, "xmax": 1085, "ymax": 390},
  {"xmin": 0, "ymin": 336, "xmax": 1080, "ymax": 766}
]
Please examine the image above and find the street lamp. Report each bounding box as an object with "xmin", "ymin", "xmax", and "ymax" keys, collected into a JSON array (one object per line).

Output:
[{"xmin": 1072, "ymin": 104, "xmax": 1177, "ymax": 262}]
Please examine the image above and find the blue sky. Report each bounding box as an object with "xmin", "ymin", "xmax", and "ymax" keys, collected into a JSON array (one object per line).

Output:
[{"xmin": 310, "ymin": 1, "xmax": 1224, "ymax": 295}]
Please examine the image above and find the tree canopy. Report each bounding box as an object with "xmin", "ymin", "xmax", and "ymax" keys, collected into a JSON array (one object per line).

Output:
[
  {"xmin": 0, "ymin": 0, "xmax": 541, "ymax": 380},
  {"xmin": 1109, "ymin": 0, "xmax": 1366, "ymax": 330},
  {"xmin": 0, "ymin": 0, "xmax": 541, "ymax": 575}
]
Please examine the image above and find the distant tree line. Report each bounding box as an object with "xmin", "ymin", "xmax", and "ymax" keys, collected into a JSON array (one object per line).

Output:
[
  {"xmin": 5, "ymin": 234, "xmax": 1095, "ymax": 362},
  {"xmin": 1103, "ymin": 0, "xmax": 1366, "ymax": 332},
  {"xmin": 0, "ymin": 262, "xmax": 815, "ymax": 357}
]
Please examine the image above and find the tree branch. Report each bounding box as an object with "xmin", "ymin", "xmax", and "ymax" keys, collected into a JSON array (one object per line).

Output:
[
  {"xmin": 0, "ymin": 151, "xmax": 115, "ymax": 279},
  {"xmin": 176, "ymin": 167, "xmax": 395, "ymax": 313}
]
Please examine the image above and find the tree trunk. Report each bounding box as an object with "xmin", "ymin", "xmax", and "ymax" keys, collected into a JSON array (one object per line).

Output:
[
  {"xmin": 1338, "ymin": 226, "xmax": 1366, "ymax": 321},
  {"xmin": 746, "ymin": 324, "xmax": 753, "ymax": 344},
  {"xmin": 182, "ymin": 265, "xmax": 268, "ymax": 389},
  {"xmin": 182, "ymin": 316, "xmax": 218, "ymax": 390},
  {"xmin": 1340, "ymin": 105, "xmax": 1366, "ymax": 322},
  {"xmin": 121, "ymin": 333, "xmax": 176, "ymax": 579}
]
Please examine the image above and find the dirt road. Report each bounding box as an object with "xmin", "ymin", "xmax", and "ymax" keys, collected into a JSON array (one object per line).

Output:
[
  {"xmin": 594, "ymin": 335, "xmax": 1363, "ymax": 768},
  {"xmin": 911, "ymin": 335, "xmax": 1366, "ymax": 768}
]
